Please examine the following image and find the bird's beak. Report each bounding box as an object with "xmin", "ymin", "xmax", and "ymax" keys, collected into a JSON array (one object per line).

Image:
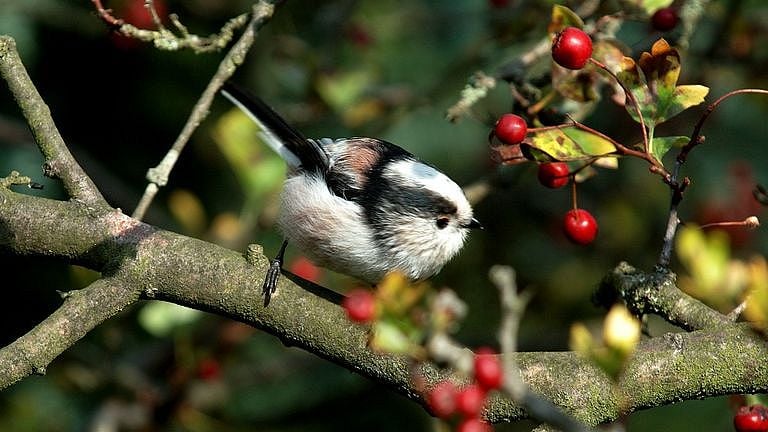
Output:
[{"xmin": 464, "ymin": 217, "xmax": 483, "ymax": 230}]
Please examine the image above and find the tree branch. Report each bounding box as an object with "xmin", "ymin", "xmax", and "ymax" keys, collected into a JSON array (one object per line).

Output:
[
  {"xmin": 2, "ymin": 187, "xmax": 768, "ymax": 425},
  {"xmin": 0, "ymin": 36, "xmax": 106, "ymax": 207},
  {"xmin": 595, "ymin": 262, "xmax": 730, "ymax": 331},
  {"xmin": 0, "ymin": 277, "xmax": 140, "ymax": 389},
  {"xmin": 132, "ymin": 1, "xmax": 275, "ymax": 220}
]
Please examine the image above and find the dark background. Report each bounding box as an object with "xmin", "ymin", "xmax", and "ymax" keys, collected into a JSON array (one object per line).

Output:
[{"xmin": 1, "ymin": 0, "xmax": 767, "ymax": 430}]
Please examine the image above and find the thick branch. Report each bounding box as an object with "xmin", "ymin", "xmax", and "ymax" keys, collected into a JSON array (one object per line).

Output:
[
  {"xmin": 0, "ymin": 36, "xmax": 106, "ymax": 207},
  {"xmin": 596, "ymin": 262, "xmax": 730, "ymax": 331},
  {"xmin": 2, "ymin": 189, "xmax": 768, "ymax": 425},
  {"xmin": 0, "ymin": 277, "xmax": 140, "ymax": 388}
]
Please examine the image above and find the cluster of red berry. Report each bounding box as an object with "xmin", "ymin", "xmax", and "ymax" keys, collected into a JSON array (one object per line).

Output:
[
  {"xmin": 426, "ymin": 348, "xmax": 503, "ymax": 432},
  {"xmin": 735, "ymin": 405, "xmax": 768, "ymax": 432},
  {"xmin": 491, "ymin": 26, "xmax": 600, "ymax": 246}
]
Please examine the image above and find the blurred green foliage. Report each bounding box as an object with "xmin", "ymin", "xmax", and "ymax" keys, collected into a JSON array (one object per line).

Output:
[{"xmin": 1, "ymin": 0, "xmax": 768, "ymax": 430}]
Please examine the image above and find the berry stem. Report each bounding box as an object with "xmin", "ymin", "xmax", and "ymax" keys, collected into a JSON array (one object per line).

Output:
[
  {"xmin": 679, "ymin": 89, "xmax": 768, "ymax": 163},
  {"xmin": 570, "ymin": 180, "xmax": 578, "ymax": 212},
  {"xmin": 588, "ymin": 58, "xmax": 650, "ymax": 156}
]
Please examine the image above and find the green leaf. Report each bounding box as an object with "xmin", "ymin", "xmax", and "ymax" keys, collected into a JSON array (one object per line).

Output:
[
  {"xmin": 548, "ymin": 5, "xmax": 584, "ymax": 34},
  {"xmin": 138, "ymin": 302, "xmax": 202, "ymax": 337},
  {"xmin": 639, "ymin": 0, "xmax": 675, "ymax": 15},
  {"xmin": 370, "ymin": 320, "xmax": 414, "ymax": 354},
  {"xmin": 524, "ymin": 126, "xmax": 616, "ymax": 161},
  {"xmin": 649, "ymin": 135, "xmax": 688, "ymax": 162},
  {"xmin": 656, "ymin": 85, "xmax": 709, "ymax": 125},
  {"xmin": 615, "ymin": 57, "xmax": 655, "ymax": 124},
  {"xmin": 316, "ymin": 69, "xmax": 371, "ymax": 111},
  {"xmin": 611, "ymin": 0, "xmax": 674, "ymax": 15},
  {"xmin": 614, "ymin": 40, "xmax": 709, "ymax": 131},
  {"xmin": 213, "ymin": 109, "xmax": 286, "ymax": 200}
]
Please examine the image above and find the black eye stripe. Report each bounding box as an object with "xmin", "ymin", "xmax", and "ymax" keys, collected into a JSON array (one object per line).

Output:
[{"xmin": 437, "ymin": 201, "xmax": 457, "ymax": 215}]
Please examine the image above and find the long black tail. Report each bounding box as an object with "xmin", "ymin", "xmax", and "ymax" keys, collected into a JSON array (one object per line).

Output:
[{"xmin": 220, "ymin": 82, "xmax": 329, "ymax": 173}]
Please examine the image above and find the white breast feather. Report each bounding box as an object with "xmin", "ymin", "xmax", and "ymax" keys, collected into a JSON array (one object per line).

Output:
[{"xmin": 278, "ymin": 174, "xmax": 384, "ymax": 282}]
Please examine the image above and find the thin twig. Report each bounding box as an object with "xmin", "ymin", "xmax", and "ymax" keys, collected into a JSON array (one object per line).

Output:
[
  {"xmin": 491, "ymin": 266, "xmax": 593, "ymax": 432},
  {"xmin": 91, "ymin": 0, "xmax": 250, "ymax": 54},
  {"xmin": 0, "ymin": 36, "xmax": 107, "ymax": 207},
  {"xmin": 132, "ymin": 2, "xmax": 276, "ymax": 220},
  {"xmin": 660, "ymin": 89, "xmax": 768, "ymax": 266},
  {"xmin": 588, "ymin": 58, "xmax": 650, "ymax": 156},
  {"xmin": 657, "ymin": 176, "xmax": 689, "ymax": 268},
  {"xmin": 90, "ymin": 0, "xmax": 123, "ymax": 27},
  {"xmin": 145, "ymin": 0, "xmax": 166, "ymax": 30},
  {"xmin": 0, "ymin": 277, "xmax": 140, "ymax": 389},
  {"xmin": 678, "ymin": 89, "xmax": 768, "ymax": 163}
]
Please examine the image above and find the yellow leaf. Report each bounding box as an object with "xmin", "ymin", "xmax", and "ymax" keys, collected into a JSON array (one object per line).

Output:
[
  {"xmin": 569, "ymin": 322, "xmax": 594, "ymax": 357},
  {"xmin": 744, "ymin": 256, "xmax": 768, "ymax": 331},
  {"xmin": 603, "ymin": 304, "xmax": 640, "ymax": 356}
]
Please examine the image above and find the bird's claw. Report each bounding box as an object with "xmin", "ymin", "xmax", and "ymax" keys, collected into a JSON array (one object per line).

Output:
[{"xmin": 262, "ymin": 258, "xmax": 282, "ymax": 306}]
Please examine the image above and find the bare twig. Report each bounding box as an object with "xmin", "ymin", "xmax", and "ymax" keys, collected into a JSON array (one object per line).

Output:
[
  {"xmin": 90, "ymin": 0, "xmax": 123, "ymax": 27},
  {"xmin": 132, "ymin": 2, "xmax": 275, "ymax": 220},
  {"xmin": 91, "ymin": 0, "xmax": 250, "ymax": 54},
  {"xmin": 678, "ymin": 89, "xmax": 768, "ymax": 163},
  {"xmin": 446, "ymin": 71, "xmax": 496, "ymax": 123},
  {"xmin": 491, "ymin": 266, "xmax": 593, "ymax": 432},
  {"xmin": 0, "ymin": 36, "xmax": 107, "ymax": 207},
  {"xmin": 0, "ymin": 277, "xmax": 140, "ymax": 389},
  {"xmin": 701, "ymin": 216, "xmax": 760, "ymax": 230},
  {"xmin": 656, "ymin": 177, "xmax": 689, "ymax": 268},
  {"xmin": 659, "ymin": 89, "xmax": 768, "ymax": 267},
  {"xmin": 588, "ymin": 58, "xmax": 651, "ymax": 158}
]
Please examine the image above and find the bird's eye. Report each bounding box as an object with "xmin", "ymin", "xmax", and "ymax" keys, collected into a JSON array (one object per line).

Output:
[{"xmin": 436, "ymin": 217, "xmax": 450, "ymax": 229}]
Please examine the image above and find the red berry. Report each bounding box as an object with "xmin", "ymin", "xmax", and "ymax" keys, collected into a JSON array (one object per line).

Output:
[
  {"xmin": 488, "ymin": 0, "xmax": 510, "ymax": 8},
  {"xmin": 197, "ymin": 358, "xmax": 221, "ymax": 381},
  {"xmin": 455, "ymin": 384, "xmax": 487, "ymax": 418},
  {"xmin": 473, "ymin": 348, "xmax": 503, "ymax": 390},
  {"xmin": 427, "ymin": 381, "xmax": 458, "ymax": 418},
  {"xmin": 458, "ymin": 417, "xmax": 493, "ymax": 432},
  {"xmin": 734, "ymin": 405, "xmax": 768, "ymax": 432},
  {"xmin": 537, "ymin": 162, "xmax": 570, "ymax": 189},
  {"xmin": 563, "ymin": 209, "xmax": 598, "ymax": 245},
  {"xmin": 289, "ymin": 256, "xmax": 322, "ymax": 283},
  {"xmin": 651, "ymin": 7, "xmax": 679, "ymax": 32},
  {"xmin": 494, "ymin": 114, "xmax": 528, "ymax": 145},
  {"xmin": 346, "ymin": 23, "xmax": 373, "ymax": 48},
  {"xmin": 552, "ymin": 27, "xmax": 593, "ymax": 70},
  {"xmin": 342, "ymin": 289, "xmax": 376, "ymax": 323}
]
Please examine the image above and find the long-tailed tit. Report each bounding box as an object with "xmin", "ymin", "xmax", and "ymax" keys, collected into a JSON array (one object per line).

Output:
[{"xmin": 221, "ymin": 83, "xmax": 481, "ymax": 304}]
